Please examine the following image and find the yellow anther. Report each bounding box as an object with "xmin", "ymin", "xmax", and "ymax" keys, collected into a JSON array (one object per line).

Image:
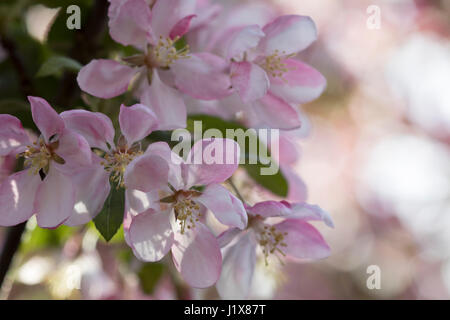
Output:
[
  {"xmin": 18, "ymin": 138, "xmax": 61, "ymax": 176},
  {"xmin": 102, "ymin": 149, "xmax": 142, "ymax": 189},
  {"xmin": 174, "ymin": 197, "xmax": 202, "ymax": 234},
  {"xmin": 256, "ymin": 222, "xmax": 288, "ymax": 266},
  {"xmin": 258, "ymin": 50, "xmax": 295, "ymax": 81},
  {"xmin": 147, "ymin": 36, "xmax": 190, "ymax": 68}
]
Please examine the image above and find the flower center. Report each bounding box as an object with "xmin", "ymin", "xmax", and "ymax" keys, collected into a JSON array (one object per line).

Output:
[
  {"xmin": 147, "ymin": 36, "xmax": 190, "ymax": 68},
  {"xmin": 255, "ymin": 222, "xmax": 288, "ymax": 266},
  {"xmin": 173, "ymin": 191, "xmax": 202, "ymax": 234},
  {"xmin": 258, "ymin": 50, "xmax": 294, "ymax": 79},
  {"xmin": 101, "ymin": 149, "xmax": 142, "ymax": 188},
  {"xmin": 18, "ymin": 138, "xmax": 63, "ymax": 176}
]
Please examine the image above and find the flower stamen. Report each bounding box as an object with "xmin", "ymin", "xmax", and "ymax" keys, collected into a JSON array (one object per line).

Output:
[
  {"xmin": 101, "ymin": 149, "xmax": 142, "ymax": 189},
  {"xmin": 174, "ymin": 196, "xmax": 201, "ymax": 234},
  {"xmin": 147, "ymin": 36, "xmax": 190, "ymax": 68},
  {"xmin": 258, "ymin": 50, "xmax": 295, "ymax": 80},
  {"xmin": 256, "ymin": 224, "xmax": 288, "ymax": 266}
]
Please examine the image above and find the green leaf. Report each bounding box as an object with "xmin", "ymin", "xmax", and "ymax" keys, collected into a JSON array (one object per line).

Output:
[
  {"xmin": 186, "ymin": 114, "xmax": 288, "ymax": 197},
  {"xmin": 138, "ymin": 263, "xmax": 165, "ymax": 294},
  {"xmin": 36, "ymin": 56, "xmax": 82, "ymax": 78},
  {"xmin": 243, "ymin": 163, "xmax": 288, "ymax": 198},
  {"xmin": 93, "ymin": 185, "xmax": 125, "ymax": 242}
]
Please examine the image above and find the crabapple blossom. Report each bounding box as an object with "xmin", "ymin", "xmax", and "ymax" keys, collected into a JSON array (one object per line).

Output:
[
  {"xmin": 0, "ymin": 97, "xmax": 109, "ymax": 228},
  {"xmin": 61, "ymin": 103, "xmax": 170, "ymax": 194},
  {"xmin": 208, "ymin": 15, "xmax": 327, "ymax": 129},
  {"xmin": 126, "ymin": 138, "xmax": 247, "ymax": 288},
  {"xmin": 216, "ymin": 200, "xmax": 333, "ymax": 299},
  {"xmin": 78, "ymin": 0, "xmax": 232, "ymax": 130}
]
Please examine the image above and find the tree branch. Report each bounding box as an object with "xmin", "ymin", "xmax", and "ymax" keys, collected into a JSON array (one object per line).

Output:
[{"xmin": 0, "ymin": 222, "xmax": 26, "ymax": 288}]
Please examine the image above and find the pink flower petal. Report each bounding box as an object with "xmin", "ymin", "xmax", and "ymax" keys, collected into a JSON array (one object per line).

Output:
[
  {"xmin": 169, "ymin": 14, "xmax": 196, "ymax": 40},
  {"xmin": 151, "ymin": 0, "xmax": 196, "ymax": 39},
  {"xmin": 270, "ymin": 59, "xmax": 326, "ymax": 104},
  {"xmin": 0, "ymin": 170, "xmax": 40, "ymax": 226},
  {"xmin": 246, "ymin": 200, "xmax": 293, "ymax": 218},
  {"xmin": 216, "ymin": 233, "xmax": 257, "ymax": 299},
  {"xmin": 28, "ymin": 96, "xmax": 65, "ymax": 143},
  {"xmin": 172, "ymin": 53, "xmax": 232, "ymax": 100},
  {"xmin": 216, "ymin": 25, "xmax": 265, "ymax": 60},
  {"xmin": 140, "ymin": 71, "xmax": 187, "ymax": 130},
  {"xmin": 184, "ymin": 138, "xmax": 240, "ymax": 187},
  {"xmin": 77, "ymin": 59, "xmax": 138, "ymax": 99},
  {"xmin": 171, "ymin": 221, "xmax": 222, "ymax": 288},
  {"xmin": 129, "ymin": 208, "xmax": 174, "ymax": 262},
  {"xmin": 61, "ymin": 110, "xmax": 115, "ymax": 151},
  {"xmin": 54, "ymin": 128, "xmax": 92, "ymax": 168},
  {"xmin": 274, "ymin": 219, "xmax": 331, "ymax": 260},
  {"xmin": 144, "ymin": 142, "xmax": 184, "ymax": 190},
  {"xmin": 251, "ymin": 93, "xmax": 301, "ymax": 129},
  {"xmin": 124, "ymin": 154, "xmax": 169, "ymax": 192},
  {"xmin": 34, "ymin": 166, "xmax": 76, "ymax": 228},
  {"xmin": 217, "ymin": 227, "xmax": 241, "ymax": 248},
  {"xmin": 231, "ymin": 61, "xmax": 269, "ymax": 103},
  {"xmin": 108, "ymin": 0, "xmax": 153, "ymax": 47},
  {"xmin": 0, "ymin": 115, "xmax": 30, "ymax": 156},
  {"xmin": 289, "ymin": 203, "xmax": 334, "ymax": 228},
  {"xmin": 196, "ymin": 184, "xmax": 247, "ymax": 230},
  {"xmin": 64, "ymin": 158, "xmax": 111, "ymax": 226},
  {"xmin": 119, "ymin": 104, "xmax": 158, "ymax": 146},
  {"xmin": 258, "ymin": 15, "xmax": 317, "ymax": 56}
]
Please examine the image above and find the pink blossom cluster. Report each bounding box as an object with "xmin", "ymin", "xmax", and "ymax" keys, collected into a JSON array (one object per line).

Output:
[{"xmin": 0, "ymin": 0, "xmax": 332, "ymax": 297}]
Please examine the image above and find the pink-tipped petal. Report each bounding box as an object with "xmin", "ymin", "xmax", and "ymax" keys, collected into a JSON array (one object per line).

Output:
[
  {"xmin": 169, "ymin": 14, "xmax": 196, "ymax": 40},
  {"xmin": 275, "ymin": 219, "xmax": 331, "ymax": 260},
  {"xmin": 251, "ymin": 93, "xmax": 301, "ymax": 129},
  {"xmin": 172, "ymin": 53, "xmax": 232, "ymax": 100},
  {"xmin": 290, "ymin": 203, "xmax": 334, "ymax": 228},
  {"xmin": 28, "ymin": 96, "xmax": 65, "ymax": 143},
  {"xmin": 0, "ymin": 115, "xmax": 30, "ymax": 156},
  {"xmin": 171, "ymin": 221, "xmax": 222, "ymax": 288},
  {"xmin": 270, "ymin": 59, "xmax": 326, "ymax": 104},
  {"xmin": 129, "ymin": 208, "xmax": 174, "ymax": 262},
  {"xmin": 108, "ymin": 0, "xmax": 153, "ymax": 47},
  {"xmin": 77, "ymin": 59, "xmax": 137, "ymax": 99},
  {"xmin": 144, "ymin": 142, "xmax": 184, "ymax": 190},
  {"xmin": 34, "ymin": 166, "xmax": 76, "ymax": 228},
  {"xmin": 124, "ymin": 154, "xmax": 169, "ymax": 192},
  {"xmin": 216, "ymin": 233, "xmax": 257, "ymax": 299},
  {"xmin": 151, "ymin": 0, "xmax": 196, "ymax": 39},
  {"xmin": 64, "ymin": 158, "xmax": 111, "ymax": 226},
  {"xmin": 185, "ymin": 138, "xmax": 240, "ymax": 187},
  {"xmin": 258, "ymin": 15, "xmax": 317, "ymax": 56},
  {"xmin": 246, "ymin": 200, "xmax": 293, "ymax": 218},
  {"xmin": 196, "ymin": 184, "xmax": 247, "ymax": 230},
  {"xmin": 55, "ymin": 128, "xmax": 92, "ymax": 168},
  {"xmin": 0, "ymin": 170, "xmax": 40, "ymax": 226},
  {"xmin": 141, "ymin": 71, "xmax": 187, "ymax": 130},
  {"xmin": 216, "ymin": 25, "xmax": 265, "ymax": 60},
  {"xmin": 231, "ymin": 61, "xmax": 269, "ymax": 103},
  {"xmin": 119, "ymin": 104, "xmax": 158, "ymax": 146},
  {"xmin": 61, "ymin": 110, "xmax": 115, "ymax": 151}
]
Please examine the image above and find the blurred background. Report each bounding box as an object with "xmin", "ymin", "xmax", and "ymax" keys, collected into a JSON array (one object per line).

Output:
[{"xmin": 0, "ymin": 0, "xmax": 450, "ymax": 299}]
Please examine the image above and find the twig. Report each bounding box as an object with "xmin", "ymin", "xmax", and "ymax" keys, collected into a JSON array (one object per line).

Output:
[
  {"xmin": 56, "ymin": 0, "xmax": 109, "ymax": 107},
  {"xmin": 0, "ymin": 222, "xmax": 26, "ymax": 288},
  {"xmin": 0, "ymin": 36, "xmax": 34, "ymax": 97}
]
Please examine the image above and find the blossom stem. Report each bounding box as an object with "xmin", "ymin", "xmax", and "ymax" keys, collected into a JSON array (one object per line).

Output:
[{"xmin": 0, "ymin": 222, "xmax": 26, "ymax": 288}]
